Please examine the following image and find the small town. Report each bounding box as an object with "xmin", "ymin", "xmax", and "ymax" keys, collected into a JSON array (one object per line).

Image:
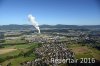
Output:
[{"xmin": 0, "ymin": 25, "xmax": 100, "ymax": 66}]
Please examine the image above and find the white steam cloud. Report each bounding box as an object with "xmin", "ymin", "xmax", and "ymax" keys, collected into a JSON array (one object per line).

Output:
[{"xmin": 28, "ymin": 14, "xmax": 40, "ymax": 33}]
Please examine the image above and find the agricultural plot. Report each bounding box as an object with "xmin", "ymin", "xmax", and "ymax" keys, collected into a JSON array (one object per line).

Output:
[
  {"xmin": 0, "ymin": 49, "xmax": 17, "ymax": 54},
  {"xmin": 0, "ymin": 43, "xmax": 39, "ymax": 66},
  {"xmin": 68, "ymin": 44, "xmax": 100, "ymax": 60}
]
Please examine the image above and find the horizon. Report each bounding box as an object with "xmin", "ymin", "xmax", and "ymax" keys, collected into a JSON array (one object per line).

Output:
[
  {"xmin": 0, "ymin": 24, "xmax": 100, "ymax": 26},
  {"xmin": 0, "ymin": 0, "xmax": 100, "ymax": 25}
]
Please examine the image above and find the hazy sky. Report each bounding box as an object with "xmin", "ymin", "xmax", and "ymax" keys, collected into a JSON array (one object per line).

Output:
[{"xmin": 0, "ymin": 0, "xmax": 100, "ymax": 25}]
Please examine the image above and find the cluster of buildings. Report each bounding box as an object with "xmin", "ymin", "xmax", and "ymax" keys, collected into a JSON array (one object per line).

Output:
[
  {"xmin": 21, "ymin": 41, "xmax": 74, "ymax": 66},
  {"xmin": 50, "ymin": 30, "xmax": 100, "ymax": 44},
  {"xmin": 24, "ymin": 34, "xmax": 66, "ymax": 43},
  {"xmin": 0, "ymin": 28, "xmax": 99, "ymax": 44}
]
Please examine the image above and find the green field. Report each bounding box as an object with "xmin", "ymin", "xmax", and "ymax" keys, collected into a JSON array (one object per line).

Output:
[
  {"xmin": 0, "ymin": 43, "xmax": 40, "ymax": 66},
  {"xmin": 68, "ymin": 44, "xmax": 100, "ymax": 60},
  {"xmin": 4, "ymin": 39, "xmax": 26, "ymax": 44},
  {"xmin": 1, "ymin": 56, "xmax": 34, "ymax": 66}
]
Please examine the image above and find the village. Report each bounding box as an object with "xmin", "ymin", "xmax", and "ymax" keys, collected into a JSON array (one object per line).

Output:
[{"xmin": 0, "ymin": 27, "xmax": 100, "ymax": 66}]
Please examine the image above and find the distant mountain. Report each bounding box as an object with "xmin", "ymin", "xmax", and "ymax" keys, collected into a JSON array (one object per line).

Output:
[
  {"xmin": 0, "ymin": 24, "xmax": 100, "ymax": 30},
  {"xmin": 40, "ymin": 24, "xmax": 100, "ymax": 29}
]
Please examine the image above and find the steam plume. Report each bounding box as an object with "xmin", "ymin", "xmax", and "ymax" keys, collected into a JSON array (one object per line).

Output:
[{"xmin": 28, "ymin": 14, "xmax": 40, "ymax": 33}]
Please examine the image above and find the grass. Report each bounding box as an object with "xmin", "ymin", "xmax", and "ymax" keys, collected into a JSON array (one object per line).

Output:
[
  {"xmin": 90, "ymin": 48, "xmax": 100, "ymax": 60},
  {"xmin": 68, "ymin": 44, "xmax": 100, "ymax": 60},
  {"xmin": 0, "ymin": 49, "xmax": 29, "ymax": 58},
  {"xmin": 4, "ymin": 39, "xmax": 26, "ymax": 44},
  {"xmin": 0, "ymin": 43, "xmax": 38, "ymax": 57},
  {"xmin": 1, "ymin": 56, "xmax": 35, "ymax": 66},
  {"xmin": 0, "ymin": 48, "xmax": 17, "ymax": 54},
  {"xmin": 3, "ymin": 44, "xmax": 33, "ymax": 49},
  {"xmin": 0, "ymin": 44, "xmax": 34, "ymax": 55},
  {"xmin": 0, "ymin": 43, "xmax": 39, "ymax": 66}
]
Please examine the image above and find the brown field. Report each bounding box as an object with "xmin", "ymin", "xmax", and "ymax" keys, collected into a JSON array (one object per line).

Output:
[
  {"xmin": 68, "ymin": 44, "xmax": 100, "ymax": 60},
  {"xmin": 0, "ymin": 49, "xmax": 17, "ymax": 54},
  {"xmin": 70, "ymin": 46, "xmax": 89, "ymax": 54}
]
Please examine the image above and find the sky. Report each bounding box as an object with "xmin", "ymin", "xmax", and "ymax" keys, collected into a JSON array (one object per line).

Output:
[{"xmin": 0, "ymin": 0, "xmax": 100, "ymax": 25}]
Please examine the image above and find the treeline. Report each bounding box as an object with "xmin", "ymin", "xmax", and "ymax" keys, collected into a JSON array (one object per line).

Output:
[{"xmin": 77, "ymin": 40, "xmax": 100, "ymax": 50}]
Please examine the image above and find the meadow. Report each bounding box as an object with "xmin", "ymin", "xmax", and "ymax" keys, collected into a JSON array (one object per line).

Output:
[{"xmin": 0, "ymin": 40, "xmax": 40, "ymax": 66}]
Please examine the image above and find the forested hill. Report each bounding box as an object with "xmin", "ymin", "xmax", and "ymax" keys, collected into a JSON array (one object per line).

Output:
[{"xmin": 0, "ymin": 24, "xmax": 100, "ymax": 30}]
